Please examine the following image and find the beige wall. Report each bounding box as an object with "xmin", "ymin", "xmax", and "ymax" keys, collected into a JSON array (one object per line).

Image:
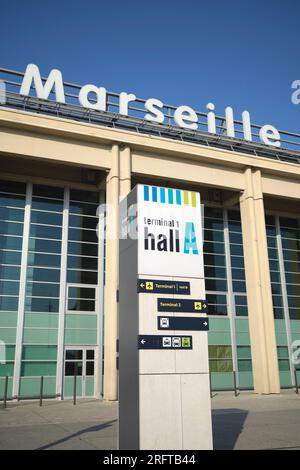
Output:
[{"xmin": 1, "ymin": 107, "xmax": 300, "ymax": 396}]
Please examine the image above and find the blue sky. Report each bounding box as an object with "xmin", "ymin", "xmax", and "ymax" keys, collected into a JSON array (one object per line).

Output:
[{"xmin": 1, "ymin": 0, "xmax": 300, "ymax": 133}]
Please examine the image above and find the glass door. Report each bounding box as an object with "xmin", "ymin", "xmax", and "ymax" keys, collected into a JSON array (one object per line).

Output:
[{"xmin": 63, "ymin": 347, "xmax": 96, "ymax": 398}]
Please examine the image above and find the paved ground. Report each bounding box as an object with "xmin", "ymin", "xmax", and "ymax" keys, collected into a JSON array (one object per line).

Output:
[{"xmin": 0, "ymin": 391, "xmax": 300, "ymax": 450}]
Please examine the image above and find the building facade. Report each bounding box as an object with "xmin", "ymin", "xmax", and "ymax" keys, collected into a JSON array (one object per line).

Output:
[{"xmin": 0, "ymin": 68, "xmax": 300, "ymax": 400}]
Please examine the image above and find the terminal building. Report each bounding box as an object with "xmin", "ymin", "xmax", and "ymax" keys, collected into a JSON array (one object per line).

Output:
[{"xmin": 0, "ymin": 65, "xmax": 299, "ymax": 400}]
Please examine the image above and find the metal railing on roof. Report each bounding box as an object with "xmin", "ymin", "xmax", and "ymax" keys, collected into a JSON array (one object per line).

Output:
[{"xmin": 1, "ymin": 67, "xmax": 300, "ymax": 166}]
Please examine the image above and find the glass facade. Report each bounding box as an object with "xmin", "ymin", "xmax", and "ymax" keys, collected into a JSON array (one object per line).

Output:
[
  {"xmin": 266, "ymin": 214, "xmax": 300, "ymax": 388},
  {"xmin": 204, "ymin": 207, "xmax": 253, "ymax": 390},
  {"xmin": 0, "ymin": 180, "xmax": 103, "ymax": 400}
]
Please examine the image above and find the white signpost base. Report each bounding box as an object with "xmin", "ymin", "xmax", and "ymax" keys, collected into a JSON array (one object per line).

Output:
[{"xmin": 119, "ymin": 185, "xmax": 213, "ymax": 450}]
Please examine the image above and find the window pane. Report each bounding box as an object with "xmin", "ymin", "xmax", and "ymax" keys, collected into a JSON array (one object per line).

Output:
[
  {"xmin": 265, "ymin": 215, "xmax": 275, "ymax": 226},
  {"xmin": 67, "ymin": 270, "xmax": 97, "ymax": 285},
  {"xmin": 271, "ymin": 283, "xmax": 282, "ymax": 296},
  {"xmin": 284, "ymin": 261, "xmax": 300, "ymax": 273},
  {"xmin": 286, "ymin": 284, "xmax": 300, "ymax": 296},
  {"xmin": 288, "ymin": 296, "xmax": 300, "ymax": 308},
  {"xmin": 68, "ymin": 299, "xmax": 95, "ymax": 312},
  {"xmin": 209, "ymin": 360, "xmax": 233, "ymax": 372},
  {"xmin": 237, "ymin": 346, "xmax": 251, "ymax": 359},
  {"xmin": 69, "ymin": 201, "xmax": 98, "ymax": 216},
  {"xmin": 30, "ymin": 224, "xmax": 62, "ymax": 240},
  {"xmin": 204, "ymin": 242, "xmax": 225, "ymax": 255},
  {"xmin": 229, "ymin": 232, "xmax": 243, "ymax": 244},
  {"xmin": 20, "ymin": 362, "xmax": 57, "ymax": 377},
  {"xmin": 282, "ymin": 238, "xmax": 300, "ymax": 251},
  {"xmin": 231, "ymin": 256, "xmax": 245, "ymax": 268},
  {"xmin": 278, "ymin": 360, "xmax": 290, "ymax": 371},
  {"xmin": 86, "ymin": 350, "xmax": 94, "ymax": 360},
  {"xmin": 232, "ymin": 281, "xmax": 246, "ymax": 292},
  {"xmin": 0, "ymin": 207, "xmax": 24, "ymax": 222},
  {"xmin": 231, "ymin": 268, "xmax": 246, "ymax": 281},
  {"xmin": 238, "ymin": 360, "xmax": 252, "ymax": 371},
  {"xmin": 206, "ymin": 294, "xmax": 227, "ymax": 305},
  {"xmin": 26, "ymin": 267, "xmax": 60, "ymax": 283},
  {"xmin": 266, "ymin": 226, "xmax": 276, "ymax": 236},
  {"xmin": 0, "ymin": 250, "xmax": 22, "ymax": 265},
  {"xmin": 68, "ymin": 228, "xmax": 98, "ymax": 243},
  {"xmin": 66, "ymin": 350, "xmax": 82, "ymax": 360},
  {"xmin": 68, "ymin": 242, "xmax": 98, "ymax": 257},
  {"xmin": 235, "ymin": 305, "xmax": 248, "ymax": 316},
  {"xmin": 22, "ymin": 345, "xmax": 57, "ymax": 361},
  {"xmin": 0, "ymin": 280, "xmax": 19, "ymax": 295},
  {"xmin": 289, "ymin": 308, "xmax": 300, "ymax": 320},
  {"xmin": 26, "ymin": 282, "xmax": 60, "ymax": 298},
  {"xmin": 67, "ymin": 256, "xmax": 98, "ymax": 271},
  {"xmin": 25, "ymin": 297, "xmax": 59, "ymax": 313},
  {"xmin": 209, "ymin": 345, "xmax": 232, "ymax": 359},
  {"xmin": 204, "ymin": 254, "xmax": 226, "ymax": 267},
  {"xmin": 204, "ymin": 229, "xmax": 224, "ymax": 243},
  {"xmin": 28, "ymin": 238, "xmax": 61, "ymax": 254},
  {"xmin": 270, "ymin": 271, "xmax": 281, "ymax": 283},
  {"xmin": 0, "ymin": 296, "xmax": 18, "ymax": 311},
  {"xmin": 285, "ymin": 272, "xmax": 300, "ymax": 284},
  {"xmin": 65, "ymin": 361, "xmax": 83, "ymax": 376},
  {"xmin": 235, "ymin": 295, "xmax": 247, "ymax": 306},
  {"xmin": 228, "ymin": 221, "xmax": 242, "ymax": 232},
  {"xmin": 0, "ymin": 222, "xmax": 23, "ymax": 236},
  {"xmin": 230, "ymin": 244, "xmax": 244, "ymax": 256},
  {"xmin": 204, "ymin": 219, "xmax": 224, "ymax": 231},
  {"xmin": 0, "ymin": 193, "xmax": 25, "ymax": 208},
  {"xmin": 273, "ymin": 307, "xmax": 284, "ymax": 319},
  {"xmin": 267, "ymin": 236, "xmax": 277, "ymax": 248},
  {"xmin": 205, "ymin": 279, "xmax": 227, "ymax": 291},
  {"xmin": 272, "ymin": 295, "xmax": 283, "ymax": 307},
  {"xmin": 269, "ymin": 259, "xmax": 280, "ymax": 271},
  {"xmin": 86, "ymin": 361, "xmax": 94, "ymax": 376},
  {"xmin": 0, "ymin": 236, "xmax": 23, "ymax": 250},
  {"xmin": 268, "ymin": 248, "xmax": 278, "ymax": 260},
  {"xmin": 204, "ymin": 266, "xmax": 226, "ymax": 279},
  {"xmin": 30, "ymin": 210, "xmax": 62, "ymax": 226},
  {"xmin": 69, "ymin": 287, "xmax": 95, "ymax": 299},
  {"xmin": 27, "ymin": 253, "xmax": 61, "ymax": 268},
  {"xmin": 69, "ymin": 215, "xmax": 98, "ymax": 230},
  {"xmin": 207, "ymin": 304, "xmax": 227, "ymax": 316},
  {"xmin": 0, "ymin": 265, "xmax": 20, "ymax": 280},
  {"xmin": 283, "ymin": 250, "xmax": 300, "ymax": 262},
  {"xmin": 32, "ymin": 198, "xmax": 63, "ymax": 212}
]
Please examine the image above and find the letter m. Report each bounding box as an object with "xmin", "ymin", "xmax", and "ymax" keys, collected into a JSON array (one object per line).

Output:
[{"xmin": 20, "ymin": 64, "xmax": 65, "ymax": 103}]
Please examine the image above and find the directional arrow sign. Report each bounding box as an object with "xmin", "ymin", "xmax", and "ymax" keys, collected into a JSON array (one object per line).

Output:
[
  {"xmin": 138, "ymin": 335, "xmax": 193, "ymax": 350},
  {"xmin": 157, "ymin": 316, "xmax": 209, "ymax": 331},
  {"xmin": 138, "ymin": 279, "xmax": 190, "ymax": 295},
  {"xmin": 157, "ymin": 298, "xmax": 207, "ymax": 313}
]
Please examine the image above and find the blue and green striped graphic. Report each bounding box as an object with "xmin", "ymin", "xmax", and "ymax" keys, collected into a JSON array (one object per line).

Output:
[{"xmin": 143, "ymin": 185, "xmax": 197, "ymax": 207}]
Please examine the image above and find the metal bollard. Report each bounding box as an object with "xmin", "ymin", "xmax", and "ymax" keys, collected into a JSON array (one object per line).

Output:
[
  {"xmin": 294, "ymin": 369, "xmax": 299, "ymax": 395},
  {"xmin": 233, "ymin": 370, "xmax": 239, "ymax": 397},
  {"xmin": 73, "ymin": 374, "xmax": 77, "ymax": 405},
  {"xmin": 3, "ymin": 376, "xmax": 8, "ymax": 409},
  {"xmin": 39, "ymin": 376, "xmax": 44, "ymax": 407}
]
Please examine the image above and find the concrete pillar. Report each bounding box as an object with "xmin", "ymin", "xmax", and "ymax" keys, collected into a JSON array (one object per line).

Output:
[
  {"xmin": 103, "ymin": 144, "xmax": 120, "ymax": 400},
  {"xmin": 240, "ymin": 168, "xmax": 280, "ymax": 394},
  {"xmin": 103, "ymin": 144, "xmax": 132, "ymax": 400},
  {"xmin": 119, "ymin": 145, "xmax": 131, "ymax": 199}
]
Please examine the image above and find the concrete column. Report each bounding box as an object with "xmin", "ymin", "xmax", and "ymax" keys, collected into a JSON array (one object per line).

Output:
[
  {"xmin": 119, "ymin": 145, "xmax": 131, "ymax": 199},
  {"xmin": 240, "ymin": 168, "xmax": 280, "ymax": 394},
  {"xmin": 103, "ymin": 144, "xmax": 120, "ymax": 400}
]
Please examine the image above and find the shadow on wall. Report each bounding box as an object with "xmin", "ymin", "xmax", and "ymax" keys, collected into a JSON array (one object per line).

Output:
[{"xmin": 212, "ymin": 409, "xmax": 248, "ymax": 450}]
